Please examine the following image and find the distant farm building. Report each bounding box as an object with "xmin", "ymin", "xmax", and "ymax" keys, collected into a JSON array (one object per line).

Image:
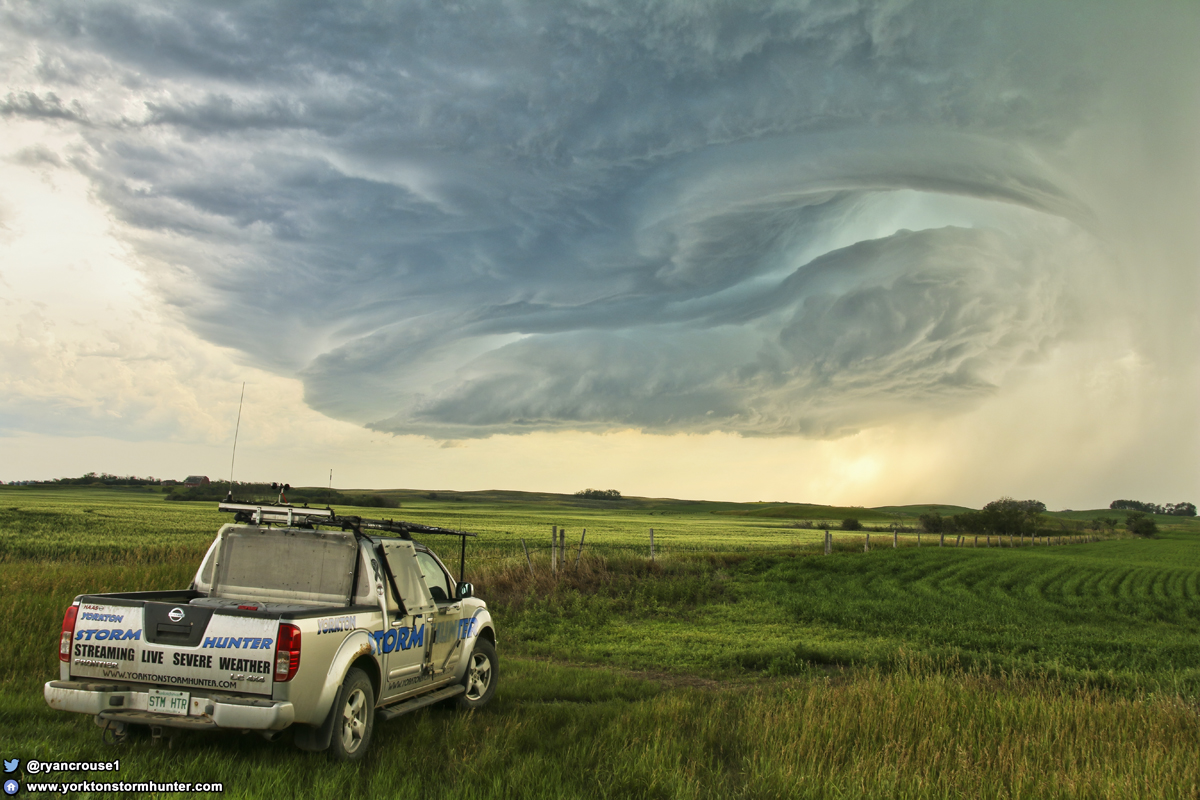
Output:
[{"xmin": 183, "ymin": 476, "xmax": 210, "ymax": 488}]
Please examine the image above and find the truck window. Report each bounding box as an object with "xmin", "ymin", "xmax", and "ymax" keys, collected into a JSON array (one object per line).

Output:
[
  {"xmin": 352, "ymin": 549, "xmax": 375, "ymax": 606},
  {"xmin": 212, "ymin": 526, "xmax": 358, "ymax": 605},
  {"xmin": 415, "ymin": 551, "xmax": 455, "ymax": 604},
  {"xmin": 192, "ymin": 536, "xmax": 221, "ymax": 594}
]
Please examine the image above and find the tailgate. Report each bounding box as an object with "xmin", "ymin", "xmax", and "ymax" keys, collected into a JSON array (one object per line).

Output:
[{"xmin": 70, "ymin": 600, "xmax": 277, "ymax": 696}]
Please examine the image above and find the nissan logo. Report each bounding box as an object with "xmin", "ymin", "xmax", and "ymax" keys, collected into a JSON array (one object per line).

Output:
[{"xmin": 168, "ymin": 607, "xmax": 185, "ymax": 623}]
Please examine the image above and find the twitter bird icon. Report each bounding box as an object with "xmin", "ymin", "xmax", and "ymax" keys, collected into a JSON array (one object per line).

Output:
[{"xmin": 2, "ymin": 760, "xmax": 16, "ymax": 773}]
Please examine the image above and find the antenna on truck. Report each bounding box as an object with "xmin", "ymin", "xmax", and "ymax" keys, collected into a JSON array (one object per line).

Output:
[{"xmin": 226, "ymin": 382, "xmax": 245, "ymax": 501}]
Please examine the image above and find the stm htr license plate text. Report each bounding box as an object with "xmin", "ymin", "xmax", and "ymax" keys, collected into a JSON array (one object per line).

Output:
[{"xmin": 147, "ymin": 689, "xmax": 189, "ymax": 716}]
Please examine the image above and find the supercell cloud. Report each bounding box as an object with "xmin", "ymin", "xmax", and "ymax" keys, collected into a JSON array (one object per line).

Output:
[{"xmin": 1, "ymin": 1, "xmax": 1195, "ymax": 445}]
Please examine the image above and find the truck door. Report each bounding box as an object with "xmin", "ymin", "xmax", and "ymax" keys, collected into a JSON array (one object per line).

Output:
[
  {"xmin": 378, "ymin": 540, "xmax": 436, "ymax": 700},
  {"xmin": 414, "ymin": 549, "xmax": 465, "ymax": 679}
]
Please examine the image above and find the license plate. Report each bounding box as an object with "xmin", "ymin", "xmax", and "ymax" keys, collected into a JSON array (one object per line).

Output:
[{"xmin": 147, "ymin": 689, "xmax": 190, "ymax": 716}]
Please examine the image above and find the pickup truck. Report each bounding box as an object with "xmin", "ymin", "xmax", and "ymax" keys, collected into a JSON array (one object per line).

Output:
[{"xmin": 44, "ymin": 502, "xmax": 498, "ymax": 761}]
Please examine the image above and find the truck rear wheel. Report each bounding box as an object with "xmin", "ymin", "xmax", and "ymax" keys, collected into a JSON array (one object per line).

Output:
[
  {"xmin": 456, "ymin": 638, "xmax": 497, "ymax": 710},
  {"xmin": 329, "ymin": 668, "xmax": 374, "ymax": 762}
]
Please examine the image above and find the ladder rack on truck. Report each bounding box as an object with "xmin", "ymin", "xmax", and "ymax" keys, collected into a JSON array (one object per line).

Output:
[{"xmin": 216, "ymin": 501, "xmax": 477, "ymax": 581}]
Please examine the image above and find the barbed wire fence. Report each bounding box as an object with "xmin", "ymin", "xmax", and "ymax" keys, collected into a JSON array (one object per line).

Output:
[{"xmin": 415, "ymin": 524, "xmax": 1110, "ymax": 575}]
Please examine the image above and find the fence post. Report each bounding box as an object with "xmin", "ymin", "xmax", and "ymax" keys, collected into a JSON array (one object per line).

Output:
[
  {"xmin": 893, "ymin": 529, "xmax": 898, "ymax": 548},
  {"xmin": 649, "ymin": 528, "xmax": 655, "ymax": 562},
  {"xmin": 552, "ymin": 526, "xmax": 557, "ymax": 575},
  {"xmin": 560, "ymin": 528, "xmax": 566, "ymax": 563},
  {"xmin": 917, "ymin": 531, "xmax": 921, "ymax": 547},
  {"xmin": 825, "ymin": 529, "xmax": 831, "ymax": 555},
  {"xmin": 575, "ymin": 529, "xmax": 586, "ymax": 569},
  {"xmin": 864, "ymin": 533, "xmax": 870, "ymax": 553},
  {"xmin": 939, "ymin": 532, "xmax": 944, "ymax": 547},
  {"xmin": 521, "ymin": 538, "xmax": 534, "ymax": 578}
]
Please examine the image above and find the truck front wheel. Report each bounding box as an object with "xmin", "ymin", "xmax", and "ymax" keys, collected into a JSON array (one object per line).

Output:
[
  {"xmin": 329, "ymin": 667, "xmax": 374, "ymax": 761},
  {"xmin": 456, "ymin": 638, "xmax": 497, "ymax": 710}
]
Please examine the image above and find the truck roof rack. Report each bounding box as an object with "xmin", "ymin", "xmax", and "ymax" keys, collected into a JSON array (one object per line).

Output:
[
  {"xmin": 218, "ymin": 502, "xmax": 334, "ymax": 526},
  {"xmin": 217, "ymin": 500, "xmax": 477, "ymax": 583},
  {"xmin": 217, "ymin": 501, "xmax": 476, "ymax": 538}
]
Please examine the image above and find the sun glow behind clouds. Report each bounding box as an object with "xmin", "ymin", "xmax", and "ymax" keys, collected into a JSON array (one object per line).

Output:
[{"xmin": 0, "ymin": 1, "xmax": 1196, "ymax": 507}]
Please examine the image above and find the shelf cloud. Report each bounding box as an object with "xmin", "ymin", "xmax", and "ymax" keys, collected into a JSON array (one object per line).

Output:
[{"xmin": 2, "ymin": 0, "xmax": 1195, "ymax": 449}]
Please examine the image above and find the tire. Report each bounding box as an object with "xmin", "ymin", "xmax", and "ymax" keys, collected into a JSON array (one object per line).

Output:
[
  {"xmin": 328, "ymin": 667, "xmax": 374, "ymax": 762},
  {"xmin": 456, "ymin": 638, "xmax": 498, "ymax": 710}
]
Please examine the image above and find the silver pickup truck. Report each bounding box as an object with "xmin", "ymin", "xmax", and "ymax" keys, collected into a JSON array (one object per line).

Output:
[{"xmin": 44, "ymin": 502, "xmax": 498, "ymax": 761}]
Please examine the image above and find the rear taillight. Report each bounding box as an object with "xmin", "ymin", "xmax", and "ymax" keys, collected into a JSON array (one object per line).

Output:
[
  {"xmin": 59, "ymin": 604, "xmax": 79, "ymax": 662},
  {"xmin": 274, "ymin": 623, "xmax": 301, "ymax": 682}
]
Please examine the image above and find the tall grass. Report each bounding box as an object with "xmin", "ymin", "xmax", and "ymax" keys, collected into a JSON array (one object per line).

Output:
[{"xmin": 3, "ymin": 658, "xmax": 1197, "ymax": 799}]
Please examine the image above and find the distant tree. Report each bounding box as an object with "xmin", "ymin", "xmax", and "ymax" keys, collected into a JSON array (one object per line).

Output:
[
  {"xmin": 952, "ymin": 511, "xmax": 986, "ymax": 534},
  {"xmin": 1111, "ymin": 499, "xmax": 1194, "ymax": 517},
  {"xmin": 1112, "ymin": 499, "xmax": 1161, "ymax": 514},
  {"xmin": 841, "ymin": 518, "xmax": 862, "ymax": 531},
  {"xmin": 918, "ymin": 513, "xmax": 945, "ymax": 533},
  {"xmin": 575, "ymin": 489, "xmax": 622, "ymax": 501},
  {"xmin": 1125, "ymin": 512, "xmax": 1158, "ymax": 537},
  {"xmin": 981, "ymin": 497, "xmax": 1045, "ymax": 537},
  {"xmin": 51, "ymin": 472, "xmax": 159, "ymax": 487}
]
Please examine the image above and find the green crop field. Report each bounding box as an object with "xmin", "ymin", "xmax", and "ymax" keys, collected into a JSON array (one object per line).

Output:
[{"xmin": 2, "ymin": 485, "xmax": 1199, "ymax": 798}]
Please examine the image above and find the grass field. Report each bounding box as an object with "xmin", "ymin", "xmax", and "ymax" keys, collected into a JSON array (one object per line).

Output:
[{"xmin": 2, "ymin": 486, "xmax": 1199, "ymax": 798}]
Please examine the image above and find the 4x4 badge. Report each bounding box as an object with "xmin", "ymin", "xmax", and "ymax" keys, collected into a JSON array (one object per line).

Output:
[{"xmin": 168, "ymin": 607, "xmax": 185, "ymax": 623}]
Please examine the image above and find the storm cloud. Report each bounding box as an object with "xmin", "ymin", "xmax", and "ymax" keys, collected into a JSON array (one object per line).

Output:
[{"xmin": 2, "ymin": 0, "xmax": 1194, "ymax": 442}]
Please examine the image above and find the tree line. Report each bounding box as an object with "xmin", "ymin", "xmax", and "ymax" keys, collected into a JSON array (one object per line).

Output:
[
  {"xmin": 575, "ymin": 488, "xmax": 623, "ymax": 500},
  {"xmin": 915, "ymin": 497, "xmax": 1159, "ymax": 538},
  {"xmin": 1110, "ymin": 499, "xmax": 1195, "ymax": 517},
  {"xmin": 32, "ymin": 472, "xmax": 161, "ymax": 486},
  {"xmin": 916, "ymin": 498, "xmax": 1046, "ymax": 537}
]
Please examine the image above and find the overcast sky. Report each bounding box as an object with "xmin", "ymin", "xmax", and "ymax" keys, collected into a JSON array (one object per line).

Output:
[{"xmin": 1, "ymin": 0, "xmax": 1196, "ymax": 508}]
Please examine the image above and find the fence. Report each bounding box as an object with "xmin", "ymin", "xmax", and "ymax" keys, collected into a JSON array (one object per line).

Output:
[{"xmin": 450, "ymin": 524, "xmax": 1109, "ymax": 576}]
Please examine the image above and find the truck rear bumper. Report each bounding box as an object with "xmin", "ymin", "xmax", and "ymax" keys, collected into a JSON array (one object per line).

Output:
[{"xmin": 44, "ymin": 680, "xmax": 295, "ymax": 731}]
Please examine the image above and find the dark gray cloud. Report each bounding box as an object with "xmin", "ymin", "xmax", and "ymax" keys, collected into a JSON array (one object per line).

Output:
[
  {"xmin": 2, "ymin": 0, "xmax": 1191, "ymax": 438},
  {"xmin": 1, "ymin": 90, "xmax": 87, "ymax": 122}
]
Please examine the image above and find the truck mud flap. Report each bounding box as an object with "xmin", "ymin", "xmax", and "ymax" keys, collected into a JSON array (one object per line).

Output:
[
  {"xmin": 293, "ymin": 701, "xmax": 339, "ymax": 752},
  {"xmin": 376, "ymin": 684, "xmax": 464, "ymax": 722}
]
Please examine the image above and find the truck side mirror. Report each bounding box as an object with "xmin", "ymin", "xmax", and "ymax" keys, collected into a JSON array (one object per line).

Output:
[{"xmin": 457, "ymin": 582, "xmax": 474, "ymax": 599}]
